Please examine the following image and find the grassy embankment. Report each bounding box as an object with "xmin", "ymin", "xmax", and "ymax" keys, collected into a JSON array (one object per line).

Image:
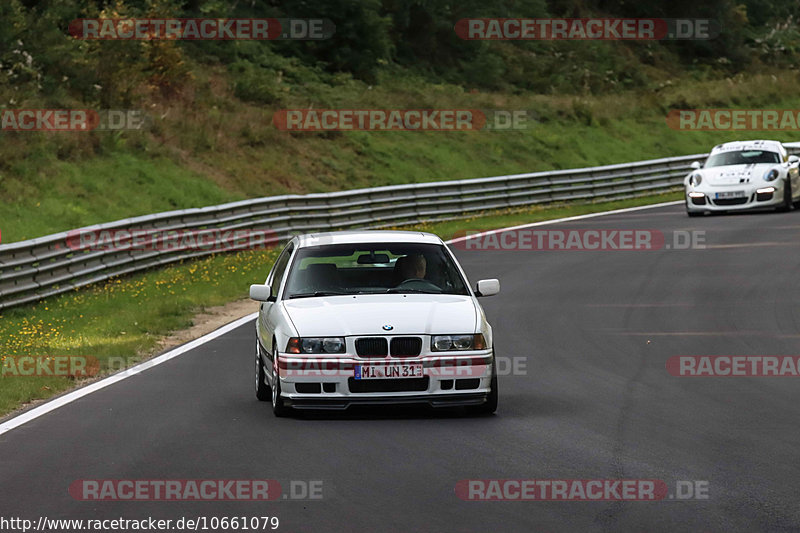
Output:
[{"xmin": 2, "ymin": 70, "xmax": 799, "ymax": 241}]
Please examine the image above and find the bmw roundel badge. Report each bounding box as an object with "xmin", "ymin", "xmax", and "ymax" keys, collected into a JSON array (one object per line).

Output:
[{"xmin": 382, "ymin": 324, "xmax": 393, "ymax": 331}]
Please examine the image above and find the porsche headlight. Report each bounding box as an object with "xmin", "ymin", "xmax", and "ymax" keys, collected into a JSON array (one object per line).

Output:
[
  {"xmin": 431, "ymin": 334, "xmax": 487, "ymax": 351},
  {"xmin": 764, "ymin": 168, "xmax": 780, "ymax": 182},
  {"xmin": 287, "ymin": 337, "xmax": 345, "ymax": 354},
  {"xmin": 689, "ymin": 173, "xmax": 702, "ymax": 187}
]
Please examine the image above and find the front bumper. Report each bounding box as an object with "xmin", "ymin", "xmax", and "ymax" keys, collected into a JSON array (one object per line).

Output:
[
  {"xmin": 284, "ymin": 393, "xmax": 488, "ymax": 410},
  {"xmin": 275, "ymin": 351, "xmax": 494, "ymax": 410},
  {"xmin": 686, "ymin": 182, "xmax": 784, "ymax": 212}
]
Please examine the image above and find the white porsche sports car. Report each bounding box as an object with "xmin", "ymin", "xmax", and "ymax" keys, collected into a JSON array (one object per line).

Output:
[
  {"xmin": 249, "ymin": 231, "xmax": 500, "ymax": 417},
  {"xmin": 685, "ymin": 140, "xmax": 800, "ymax": 216}
]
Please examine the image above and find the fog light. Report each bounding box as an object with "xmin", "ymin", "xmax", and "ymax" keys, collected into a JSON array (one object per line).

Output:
[
  {"xmin": 689, "ymin": 192, "xmax": 707, "ymax": 206},
  {"xmin": 756, "ymin": 186, "xmax": 775, "ymax": 202}
]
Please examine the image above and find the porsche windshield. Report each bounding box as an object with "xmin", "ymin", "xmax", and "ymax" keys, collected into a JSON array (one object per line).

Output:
[
  {"xmin": 705, "ymin": 150, "xmax": 781, "ymax": 168},
  {"xmin": 284, "ymin": 243, "xmax": 469, "ymax": 298}
]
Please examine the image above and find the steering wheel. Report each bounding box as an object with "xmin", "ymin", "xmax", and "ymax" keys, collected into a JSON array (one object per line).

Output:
[{"xmin": 396, "ymin": 278, "xmax": 441, "ymax": 292}]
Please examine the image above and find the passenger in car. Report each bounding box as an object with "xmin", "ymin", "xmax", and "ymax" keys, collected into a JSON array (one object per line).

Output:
[{"xmin": 304, "ymin": 263, "xmax": 341, "ymax": 291}]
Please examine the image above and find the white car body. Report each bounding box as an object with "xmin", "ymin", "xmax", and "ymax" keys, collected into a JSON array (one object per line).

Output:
[
  {"xmin": 685, "ymin": 140, "xmax": 800, "ymax": 216},
  {"xmin": 249, "ymin": 230, "xmax": 500, "ymax": 416}
]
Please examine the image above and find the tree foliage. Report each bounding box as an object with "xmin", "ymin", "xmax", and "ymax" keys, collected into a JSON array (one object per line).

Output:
[{"xmin": 1, "ymin": 0, "xmax": 799, "ymax": 106}]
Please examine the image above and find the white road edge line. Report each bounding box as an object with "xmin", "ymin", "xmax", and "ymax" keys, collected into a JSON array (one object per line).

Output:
[
  {"xmin": 0, "ymin": 313, "xmax": 258, "ymax": 436},
  {"xmin": 0, "ymin": 199, "xmax": 681, "ymax": 436},
  {"xmin": 445, "ymin": 200, "xmax": 682, "ymax": 244}
]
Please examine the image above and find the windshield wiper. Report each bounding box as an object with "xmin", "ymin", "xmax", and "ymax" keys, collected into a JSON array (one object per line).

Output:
[{"xmin": 288, "ymin": 291, "xmax": 348, "ymax": 299}]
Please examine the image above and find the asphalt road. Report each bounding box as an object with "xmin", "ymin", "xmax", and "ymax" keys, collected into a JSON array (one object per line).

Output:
[{"xmin": 3, "ymin": 203, "xmax": 800, "ymax": 532}]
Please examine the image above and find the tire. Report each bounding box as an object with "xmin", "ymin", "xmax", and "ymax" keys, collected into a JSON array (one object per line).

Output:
[
  {"xmin": 255, "ymin": 342, "xmax": 270, "ymax": 401},
  {"xmin": 779, "ymin": 180, "xmax": 793, "ymax": 212},
  {"xmin": 271, "ymin": 341, "xmax": 291, "ymax": 417},
  {"xmin": 470, "ymin": 355, "xmax": 498, "ymax": 415}
]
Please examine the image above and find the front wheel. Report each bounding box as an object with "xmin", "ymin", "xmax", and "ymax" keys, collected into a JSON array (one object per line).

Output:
[
  {"xmin": 271, "ymin": 352, "xmax": 291, "ymax": 417},
  {"xmin": 778, "ymin": 180, "xmax": 793, "ymax": 212},
  {"xmin": 255, "ymin": 343, "xmax": 270, "ymax": 401}
]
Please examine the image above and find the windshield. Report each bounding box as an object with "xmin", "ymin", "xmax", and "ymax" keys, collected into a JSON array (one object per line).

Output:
[
  {"xmin": 705, "ymin": 150, "xmax": 781, "ymax": 168},
  {"xmin": 284, "ymin": 243, "xmax": 469, "ymax": 298}
]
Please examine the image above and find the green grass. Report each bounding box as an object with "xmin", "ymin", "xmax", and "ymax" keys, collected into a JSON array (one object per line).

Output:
[
  {"xmin": 0, "ymin": 249, "xmax": 276, "ymax": 416},
  {"xmin": 2, "ymin": 70, "xmax": 799, "ymax": 242},
  {"xmin": 0, "ymin": 152, "xmax": 240, "ymax": 241},
  {"xmin": 0, "ymin": 190, "xmax": 681, "ymax": 417}
]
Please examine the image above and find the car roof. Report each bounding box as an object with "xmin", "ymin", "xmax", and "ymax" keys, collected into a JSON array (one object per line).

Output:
[
  {"xmin": 294, "ymin": 230, "xmax": 444, "ymax": 248},
  {"xmin": 710, "ymin": 140, "xmax": 784, "ymax": 154}
]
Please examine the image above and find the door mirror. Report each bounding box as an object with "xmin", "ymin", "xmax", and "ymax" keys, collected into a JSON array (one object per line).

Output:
[
  {"xmin": 789, "ymin": 155, "xmax": 799, "ymax": 164},
  {"xmin": 250, "ymin": 284, "xmax": 273, "ymax": 302},
  {"xmin": 690, "ymin": 161, "xmax": 702, "ymax": 170},
  {"xmin": 475, "ymin": 279, "xmax": 500, "ymax": 297}
]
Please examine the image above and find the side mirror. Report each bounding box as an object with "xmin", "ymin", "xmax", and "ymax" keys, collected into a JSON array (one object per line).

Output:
[
  {"xmin": 690, "ymin": 161, "xmax": 702, "ymax": 170},
  {"xmin": 250, "ymin": 284, "xmax": 272, "ymax": 302},
  {"xmin": 475, "ymin": 279, "xmax": 500, "ymax": 297},
  {"xmin": 789, "ymin": 155, "xmax": 799, "ymax": 164}
]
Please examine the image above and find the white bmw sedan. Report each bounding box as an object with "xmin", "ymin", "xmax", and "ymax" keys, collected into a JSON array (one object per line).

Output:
[
  {"xmin": 249, "ymin": 231, "xmax": 500, "ymax": 417},
  {"xmin": 685, "ymin": 140, "xmax": 800, "ymax": 216}
]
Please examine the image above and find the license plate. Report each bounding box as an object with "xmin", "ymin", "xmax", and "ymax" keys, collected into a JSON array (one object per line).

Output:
[
  {"xmin": 715, "ymin": 190, "xmax": 746, "ymax": 199},
  {"xmin": 355, "ymin": 364, "xmax": 423, "ymax": 379}
]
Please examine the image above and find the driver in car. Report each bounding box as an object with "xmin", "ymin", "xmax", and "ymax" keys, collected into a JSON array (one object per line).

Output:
[{"xmin": 397, "ymin": 253, "xmax": 426, "ymax": 282}]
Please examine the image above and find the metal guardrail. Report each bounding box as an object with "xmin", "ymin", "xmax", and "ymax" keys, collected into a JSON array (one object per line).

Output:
[{"xmin": 2, "ymin": 145, "xmax": 798, "ymax": 311}]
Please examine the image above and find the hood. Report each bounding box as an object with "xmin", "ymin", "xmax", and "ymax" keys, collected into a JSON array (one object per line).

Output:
[
  {"xmin": 282, "ymin": 294, "xmax": 478, "ymax": 336},
  {"xmin": 702, "ymin": 163, "xmax": 777, "ymax": 186}
]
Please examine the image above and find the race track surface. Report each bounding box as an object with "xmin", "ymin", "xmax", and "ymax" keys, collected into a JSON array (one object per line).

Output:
[{"xmin": 3, "ymin": 203, "xmax": 800, "ymax": 532}]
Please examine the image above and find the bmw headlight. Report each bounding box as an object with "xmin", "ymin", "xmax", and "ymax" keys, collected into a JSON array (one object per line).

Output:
[
  {"xmin": 431, "ymin": 334, "xmax": 487, "ymax": 351},
  {"xmin": 689, "ymin": 173, "xmax": 702, "ymax": 187},
  {"xmin": 764, "ymin": 168, "xmax": 780, "ymax": 182},
  {"xmin": 301, "ymin": 338, "xmax": 322, "ymax": 353},
  {"xmin": 287, "ymin": 337, "xmax": 345, "ymax": 354}
]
